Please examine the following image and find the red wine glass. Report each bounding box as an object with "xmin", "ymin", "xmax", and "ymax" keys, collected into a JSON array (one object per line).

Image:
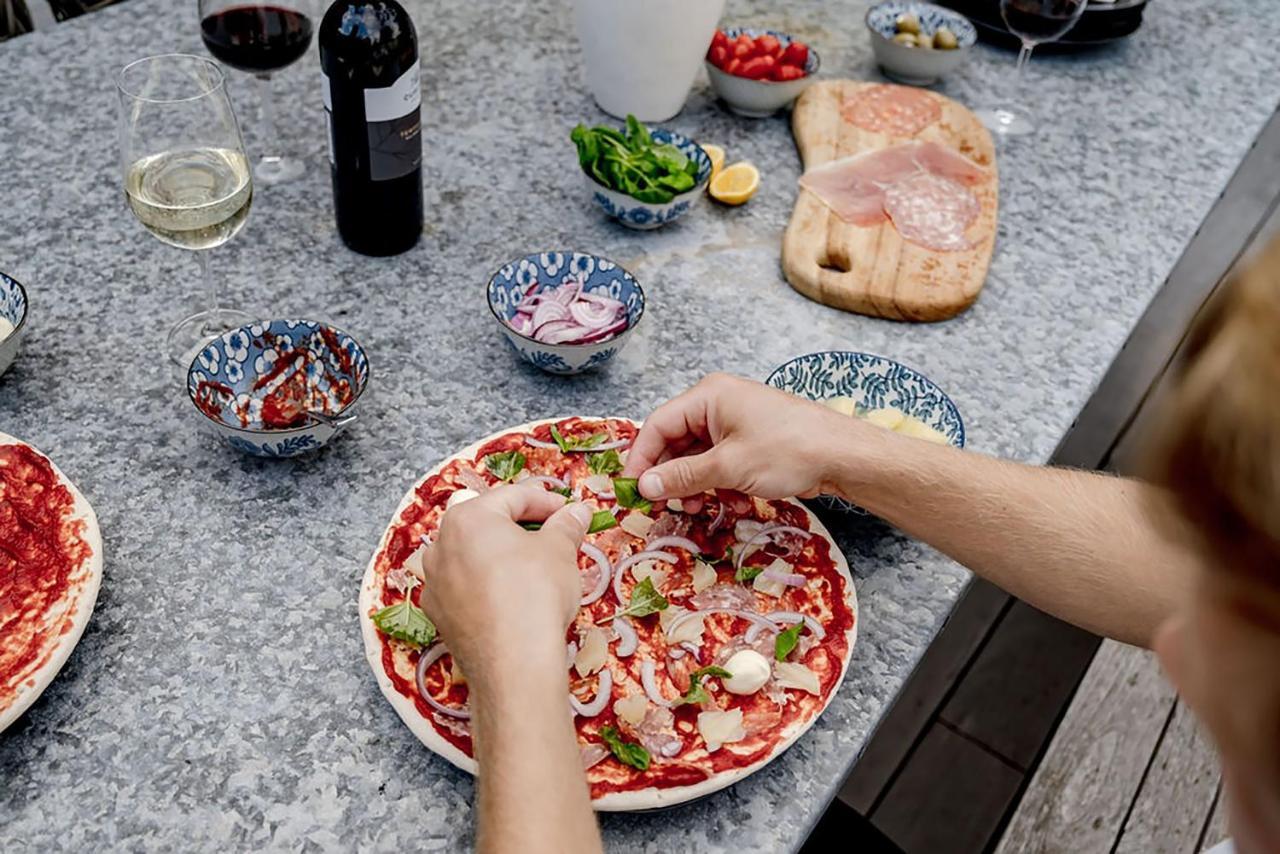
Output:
[
  {"xmin": 199, "ymin": 0, "xmax": 315, "ymax": 183},
  {"xmin": 976, "ymin": 0, "xmax": 1088, "ymax": 136}
]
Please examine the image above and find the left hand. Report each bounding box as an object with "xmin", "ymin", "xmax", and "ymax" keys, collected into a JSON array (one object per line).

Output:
[{"xmin": 420, "ymin": 483, "xmax": 592, "ymax": 682}]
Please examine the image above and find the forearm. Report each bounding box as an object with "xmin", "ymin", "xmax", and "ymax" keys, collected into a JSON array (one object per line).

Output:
[
  {"xmin": 470, "ymin": 640, "xmax": 601, "ymax": 854},
  {"xmin": 826, "ymin": 425, "xmax": 1200, "ymax": 647}
]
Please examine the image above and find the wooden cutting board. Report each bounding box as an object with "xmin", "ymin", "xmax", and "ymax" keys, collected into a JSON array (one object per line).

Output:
[{"xmin": 782, "ymin": 80, "xmax": 998, "ymax": 322}]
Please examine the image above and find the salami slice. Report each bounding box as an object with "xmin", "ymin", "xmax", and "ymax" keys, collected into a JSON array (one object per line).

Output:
[
  {"xmin": 883, "ymin": 172, "xmax": 979, "ymax": 251},
  {"xmin": 841, "ymin": 84, "xmax": 942, "ymax": 137}
]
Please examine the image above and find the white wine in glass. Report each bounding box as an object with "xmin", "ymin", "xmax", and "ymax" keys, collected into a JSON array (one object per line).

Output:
[
  {"xmin": 117, "ymin": 54, "xmax": 255, "ymax": 365},
  {"xmin": 976, "ymin": 0, "xmax": 1089, "ymax": 136}
]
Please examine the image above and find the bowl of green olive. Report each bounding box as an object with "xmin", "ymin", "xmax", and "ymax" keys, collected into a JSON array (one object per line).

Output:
[{"xmin": 865, "ymin": 1, "xmax": 976, "ymax": 85}]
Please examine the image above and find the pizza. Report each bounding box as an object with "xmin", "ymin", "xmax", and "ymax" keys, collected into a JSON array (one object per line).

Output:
[
  {"xmin": 0, "ymin": 432, "xmax": 103, "ymax": 734},
  {"xmin": 359, "ymin": 417, "xmax": 858, "ymax": 810}
]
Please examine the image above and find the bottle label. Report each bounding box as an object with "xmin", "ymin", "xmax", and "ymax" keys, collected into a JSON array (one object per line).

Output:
[
  {"xmin": 364, "ymin": 61, "xmax": 422, "ymax": 182},
  {"xmin": 320, "ymin": 63, "xmax": 422, "ymax": 181}
]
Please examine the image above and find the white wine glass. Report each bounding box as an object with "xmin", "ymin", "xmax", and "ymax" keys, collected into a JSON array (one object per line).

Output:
[
  {"xmin": 199, "ymin": 0, "xmax": 315, "ymax": 184},
  {"xmin": 116, "ymin": 54, "xmax": 255, "ymax": 366},
  {"xmin": 976, "ymin": 0, "xmax": 1089, "ymax": 136}
]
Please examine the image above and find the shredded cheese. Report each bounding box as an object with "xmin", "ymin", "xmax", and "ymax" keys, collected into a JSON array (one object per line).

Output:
[
  {"xmin": 697, "ymin": 709, "xmax": 746, "ymax": 752},
  {"xmin": 620, "ymin": 512, "xmax": 654, "ymax": 539}
]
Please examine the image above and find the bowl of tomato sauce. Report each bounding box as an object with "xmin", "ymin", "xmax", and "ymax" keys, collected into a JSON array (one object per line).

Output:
[
  {"xmin": 186, "ymin": 319, "xmax": 369, "ymax": 458},
  {"xmin": 704, "ymin": 28, "xmax": 819, "ymax": 117}
]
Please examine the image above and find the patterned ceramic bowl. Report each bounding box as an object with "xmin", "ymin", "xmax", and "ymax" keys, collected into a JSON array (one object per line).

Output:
[
  {"xmin": 487, "ymin": 251, "xmax": 645, "ymax": 375},
  {"xmin": 583, "ymin": 128, "xmax": 712, "ymax": 230},
  {"xmin": 185, "ymin": 319, "xmax": 370, "ymax": 458},
  {"xmin": 766, "ymin": 350, "xmax": 964, "ymax": 447},
  {"xmin": 705, "ymin": 28, "xmax": 821, "ymax": 118},
  {"xmin": 866, "ymin": 1, "xmax": 977, "ymax": 85},
  {"xmin": 0, "ymin": 272, "xmax": 29, "ymax": 379}
]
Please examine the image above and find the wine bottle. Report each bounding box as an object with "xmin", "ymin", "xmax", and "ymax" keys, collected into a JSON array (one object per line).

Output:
[{"xmin": 319, "ymin": 1, "xmax": 423, "ymax": 256}]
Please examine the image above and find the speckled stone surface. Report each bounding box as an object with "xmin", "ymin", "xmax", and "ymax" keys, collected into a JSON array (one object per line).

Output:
[{"xmin": 1, "ymin": 0, "xmax": 1277, "ymax": 850}]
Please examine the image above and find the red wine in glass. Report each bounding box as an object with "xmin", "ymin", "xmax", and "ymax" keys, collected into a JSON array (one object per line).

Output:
[
  {"xmin": 200, "ymin": 5, "xmax": 313, "ymax": 73},
  {"xmin": 976, "ymin": 0, "xmax": 1087, "ymax": 136}
]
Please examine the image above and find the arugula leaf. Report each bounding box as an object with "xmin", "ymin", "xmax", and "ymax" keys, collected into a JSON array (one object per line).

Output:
[
  {"xmin": 569, "ymin": 116, "xmax": 690, "ymax": 206},
  {"xmin": 676, "ymin": 665, "xmax": 733, "ymax": 706},
  {"xmin": 735, "ymin": 563, "xmax": 766, "ymax": 583},
  {"xmin": 372, "ymin": 598, "xmax": 437, "ymax": 647},
  {"xmin": 615, "ymin": 577, "xmax": 667, "ymax": 620},
  {"xmin": 550, "ymin": 424, "xmax": 607, "ymax": 453},
  {"xmin": 587, "ymin": 450, "xmax": 624, "ymax": 476},
  {"xmin": 700, "ymin": 546, "xmax": 733, "ymax": 565},
  {"xmin": 588, "ymin": 510, "xmax": 618, "ymax": 534},
  {"xmin": 775, "ymin": 622, "xmax": 805, "ymax": 661},
  {"xmin": 611, "ymin": 477, "xmax": 652, "ymax": 514},
  {"xmin": 483, "ymin": 450, "xmax": 525, "ymax": 482},
  {"xmin": 551, "ymin": 485, "xmax": 573, "ymax": 498},
  {"xmin": 599, "ymin": 725, "xmax": 651, "ymax": 771},
  {"xmin": 519, "ymin": 521, "xmax": 542, "ymax": 531}
]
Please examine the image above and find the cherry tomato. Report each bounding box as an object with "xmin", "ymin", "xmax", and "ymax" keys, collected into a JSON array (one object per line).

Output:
[
  {"xmin": 724, "ymin": 57, "xmax": 743, "ymax": 77},
  {"xmin": 739, "ymin": 54, "xmax": 775, "ymax": 80},
  {"xmin": 708, "ymin": 45, "xmax": 728, "ymax": 68},
  {"xmin": 773, "ymin": 63, "xmax": 807, "ymax": 82},
  {"xmin": 781, "ymin": 41, "xmax": 809, "ymax": 68},
  {"xmin": 756, "ymin": 35, "xmax": 782, "ymax": 58},
  {"xmin": 711, "ymin": 29, "xmax": 729, "ymax": 51}
]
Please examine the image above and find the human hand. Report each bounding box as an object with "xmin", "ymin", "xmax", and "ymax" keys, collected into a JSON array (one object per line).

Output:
[
  {"xmin": 622, "ymin": 373, "xmax": 877, "ymax": 510},
  {"xmin": 421, "ymin": 483, "xmax": 593, "ymax": 682}
]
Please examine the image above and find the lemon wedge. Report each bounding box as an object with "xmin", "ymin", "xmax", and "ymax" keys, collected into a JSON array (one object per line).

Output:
[
  {"xmin": 710, "ymin": 161, "xmax": 759, "ymax": 205},
  {"xmin": 702, "ymin": 143, "xmax": 726, "ymax": 181}
]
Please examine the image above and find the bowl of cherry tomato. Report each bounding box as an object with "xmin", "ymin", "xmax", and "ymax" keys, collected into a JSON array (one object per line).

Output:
[{"xmin": 704, "ymin": 28, "xmax": 819, "ymax": 118}]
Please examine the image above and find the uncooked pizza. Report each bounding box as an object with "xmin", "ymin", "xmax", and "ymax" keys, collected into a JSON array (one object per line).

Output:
[
  {"xmin": 0, "ymin": 432, "xmax": 103, "ymax": 734},
  {"xmin": 359, "ymin": 417, "xmax": 858, "ymax": 810}
]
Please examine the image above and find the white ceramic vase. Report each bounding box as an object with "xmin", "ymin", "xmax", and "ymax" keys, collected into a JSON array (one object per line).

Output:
[{"xmin": 573, "ymin": 0, "xmax": 726, "ymax": 122}]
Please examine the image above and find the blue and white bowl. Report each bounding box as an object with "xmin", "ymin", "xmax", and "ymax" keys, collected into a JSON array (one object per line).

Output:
[
  {"xmin": 0, "ymin": 272, "xmax": 28, "ymax": 379},
  {"xmin": 706, "ymin": 28, "xmax": 821, "ymax": 118},
  {"xmin": 866, "ymin": 1, "xmax": 977, "ymax": 85},
  {"xmin": 766, "ymin": 350, "xmax": 964, "ymax": 446},
  {"xmin": 583, "ymin": 128, "xmax": 712, "ymax": 230},
  {"xmin": 185, "ymin": 319, "xmax": 370, "ymax": 458},
  {"xmin": 487, "ymin": 251, "xmax": 644, "ymax": 375}
]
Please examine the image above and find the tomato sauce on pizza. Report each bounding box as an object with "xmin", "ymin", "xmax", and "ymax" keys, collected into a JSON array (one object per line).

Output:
[
  {"xmin": 364, "ymin": 418, "xmax": 856, "ymax": 804},
  {"xmin": 0, "ymin": 443, "xmax": 92, "ymax": 707}
]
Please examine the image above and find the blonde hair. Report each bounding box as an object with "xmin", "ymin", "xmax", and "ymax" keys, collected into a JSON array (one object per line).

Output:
[{"xmin": 1146, "ymin": 234, "xmax": 1280, "ymax": 575}]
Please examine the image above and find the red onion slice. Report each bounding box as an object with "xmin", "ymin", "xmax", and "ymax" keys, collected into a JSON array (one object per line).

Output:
[
  {"xmin": 524, "ymin": 435, "xmax": 560, "ymax": 450},
  {"xmin": 667, "ymin": 607, "xmax": 776, "ymax": 640},
  {"xmin": 576, "ymin": 317, "xmax": 628, "ymax": 343},
  {"xmin": 534, "ymin": 320, "xmax": 587, "ymax": 344},
  {"xmin": 569, "ymin": 668, "xmax": 613, "ymax": 718},
  {"xmin": 709, "ymin": 501, "xmax": 727, "ymax": 533},
  {"xmin": 744, "ymin": 622, "xmax": 776, "ymax": 644},
  {"xmin": 679, "ymin": 641, "xmax": 702, "ymax": 662},
  {"xmin": 612, "ymin": 616, "xmax": 638, "ymax": 657},
  {"xmin": 734, "ymin": 525, "xmax": 814, "ymax": 572},
  {"xmin": 531, "ymin": 300, "xmax": 570, "ymax": 331},
  {"xmin": 640, "ymin": 659, "xmax": 672, "ymax": 708},
  {"xmin": 509, "ymin": 313, "xmax": 533, "ymax": 335},
  {"xmin": 580, "ymin": 543, "xmax": 613, "ymax": 606},
  {"xmin": 523, "ymin": 434, "xmax": 632, "ymax": 453},
  {"xmin": 612, "ymin": 550, "xmax": 678, "ymax": 604},
  {"xmin": 766, "ymin": 610, "xmax": 826, "ymax": 640},
  {"xmin": 569, "ymin": 299, "xmax": 619, "ymax": 329},
  {"xmin": 668, "ymin": 647, "xmax": 687, "ymax": 660},
  {"xmin": 416, "ymin": 645, "xmax": 471, "ymax": 720},
  {"xmin": 529, "ymin": 474, "xmax": 570, "ymax": 491},
  {"xmin": 761, "ymin": 566, "xmax": 806, "ymax": 587},
  {"xmin": 645, "ymin": 536, "xmax": 701, "ymax": 555}
]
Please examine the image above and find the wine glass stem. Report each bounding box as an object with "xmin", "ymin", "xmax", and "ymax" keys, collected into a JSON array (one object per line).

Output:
[
  {"xmin": 1015, "ymin": 40, "xmax": 1035, "ymax": 84},
  {"xmin": 197, "ymin": 249, "xmax": 220, "ymax": 333},
  {"xmin": 256, "ymin": 72, "xmax": 277, "ymax": 161}
]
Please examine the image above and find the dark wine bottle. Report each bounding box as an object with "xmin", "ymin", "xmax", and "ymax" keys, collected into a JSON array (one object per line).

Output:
[{"xmin": 319, "ymin": 1, "xmax": 423, "ymax": 256}]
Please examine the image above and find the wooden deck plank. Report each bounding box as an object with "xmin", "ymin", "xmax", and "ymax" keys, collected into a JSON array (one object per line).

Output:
[
  {"xmin": 1199, "ymin": 784, "xmax": 1232, "ymax": 851},
  {"xmin": 871, "ymin": 723, "xmax": 1022, "ymax": 854},
  {"xmin": 994, "ymin": 641, "xmax": 1177, "ymax": 854},
  {"xmin": 1115, "ymin": 700, "xmax": 1220, "ymax": 853}
]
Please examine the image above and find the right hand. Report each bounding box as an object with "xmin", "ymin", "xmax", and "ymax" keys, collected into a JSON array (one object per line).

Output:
[{"xmin": 622, "ymin": 373, "xmax": 873, "ymax": 509}]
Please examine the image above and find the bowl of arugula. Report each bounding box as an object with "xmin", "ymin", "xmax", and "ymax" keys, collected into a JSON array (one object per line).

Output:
[{"xmin": 570, "ymin": 115, "xmax": 713, "ymax": 230}]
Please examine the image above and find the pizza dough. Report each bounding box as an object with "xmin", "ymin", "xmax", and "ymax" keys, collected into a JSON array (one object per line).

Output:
[{"xmin": 359, "ymin": 418, "xmax": 858, "ymax": 811}]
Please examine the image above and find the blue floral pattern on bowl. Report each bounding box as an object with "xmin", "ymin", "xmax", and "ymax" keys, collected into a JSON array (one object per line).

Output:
[
  {"xmin": 185, "ymin": 319, "xmax": 370, "ymax": 458},
  {"xmin": 865, "ymin": 1, "xmax": 977, "ymax": 44},
  {"xmin": 487, "ymin": 251, "xmax": 644, "ymax": 375},
  {"xmin": 767, "ymin": 351, "xmax": 964, "ymax": 445},
  {"xmin": 0, "ymin": 272, "xmax": 28, "ymax": 379},
  {"xmin": 583, "ymin": 128, "xmax": 712, "ymax": 231}
]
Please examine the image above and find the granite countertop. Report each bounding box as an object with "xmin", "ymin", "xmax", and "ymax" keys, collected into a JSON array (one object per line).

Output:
[{"xmin": 2, "ymin": 0, "xmax": 1277, "ymax": 850}]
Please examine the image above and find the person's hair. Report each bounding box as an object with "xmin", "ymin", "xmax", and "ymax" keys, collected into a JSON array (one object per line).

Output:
[{"xmin": 1145, "ymin": 233, "xmax": 1280, "ymax": 578}]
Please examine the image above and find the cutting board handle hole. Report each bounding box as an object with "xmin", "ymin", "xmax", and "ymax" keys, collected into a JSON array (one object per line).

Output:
[{"xmin": 818, "ymin": 252, "xmax": 851, "ymax": 273}]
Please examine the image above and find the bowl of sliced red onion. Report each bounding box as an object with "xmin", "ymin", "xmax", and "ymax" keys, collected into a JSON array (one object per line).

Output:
[{"xmin": 487, "ymin": 251, "xmax": 645, "ymax": 375}]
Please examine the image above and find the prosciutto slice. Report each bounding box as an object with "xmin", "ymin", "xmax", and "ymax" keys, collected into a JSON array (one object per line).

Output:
[{"xmin": 798, "ymin": 141, "xmax": 988, "ymax": 250}]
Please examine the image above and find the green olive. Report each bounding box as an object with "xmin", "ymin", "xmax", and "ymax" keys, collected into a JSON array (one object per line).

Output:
[
  {"xmin": 933, "ymin": 26, "xmax": 959, "ymax": 50},
  {"xmin": 891, "ymin": 32, "xmax": 918, "ymax": 46},
  {"xmin": 894, "ymin": 12, "xmax": 922, "ymax": 35},
  {"xmin": 917, "ymin": 34, "xmax": 934, "ymax": 50}
]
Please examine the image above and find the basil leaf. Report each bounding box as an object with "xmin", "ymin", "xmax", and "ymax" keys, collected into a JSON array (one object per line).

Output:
[
  {"xmin": 676, "ymin": 665, "xmax": 734, "ymax": 706},
  {"xmin": 775, "ymin": 622, "xmax": 805, "ymax": 661},
  {"xmin": 587, "ymin": 450, "xmax": 624, "ymax": 476},
  {"xmin": 612, "ymin": 477, "xmax": 653, "ymax": 514},
  {"xmin": 588, "ymin": 510, "xmax": 618, "ymax": 534},
  {"xmin": 616, "ymin": 576, "xmax": 668, "ymax": 619},
  {"xmin": 735, "ymin": 563, "xmax": 766, "ymax": 583},
  {"xmin": 599, "ymin": 725, "xmax": 651, "ymax": 771},
  {"xmin": 483, "ymin": 450, "xmax": 525, "ymax": 482},
  {"xmin": 700, "ymin": 546, "xmax": 733, "ymax": 565},
  {"xmin": 550, "ymin": 425, "xmax": 607, "ymax": 453},
  {"xmin": 372, "ymin": 599, "xmax": 437, "ymax": 647},
  {"xmin": 519, "ymin": 521, "xmax": 542, "ymax": 531},
  {"xmin": 551, "ymin": 485, "xmax": 572, "ymax": 498}
]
